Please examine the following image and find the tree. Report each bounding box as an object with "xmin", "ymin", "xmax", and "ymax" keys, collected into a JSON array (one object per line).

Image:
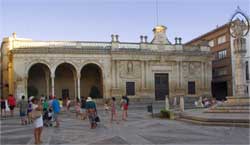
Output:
[{"xmin": 89, "ymin": 86, "xmax": 101, "ymax": 98}]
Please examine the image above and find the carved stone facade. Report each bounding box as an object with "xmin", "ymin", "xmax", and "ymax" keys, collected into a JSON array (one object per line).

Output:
[{"xmin": 1, "ymin": 25, "xmax": 212, "ymax": 100}]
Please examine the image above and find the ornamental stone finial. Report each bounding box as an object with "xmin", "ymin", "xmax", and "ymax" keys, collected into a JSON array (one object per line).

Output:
[
  {"xmin": 111, "ymin": 34, "xmax": 115, "ymax": 42},
  {"xmin": 115, "ymin": 34, "xmax": 119, "ymax": 42},
  {"xmin": 140, "ymin": 35, "xmax": 144, "ymax": 43},
  {"xmin": 179, "ymin": 37, "xmax": 182, "ymax": 44},
  {"xmin": 12, "ymin": 32, "xmax": 16, "ymax": 39},
  {"xmin": 175, "ymin": 37, "xmax": 178, "ymax": 45},
  {"xmin": 144, "ymin": 36, "xmax": 148, "ymax": 43}
]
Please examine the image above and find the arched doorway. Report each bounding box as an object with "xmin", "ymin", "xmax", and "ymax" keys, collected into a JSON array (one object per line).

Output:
[
  {"xmin": 28, "ymin": 63, "xmax": 51, "ymax": 97},
  {"xmin": 81, "ymin": 63, "xmax": 103, "ymax": 98},
  {"xmin": 55, "ymin": 63, "xmax": 77, "ymax": 100}
]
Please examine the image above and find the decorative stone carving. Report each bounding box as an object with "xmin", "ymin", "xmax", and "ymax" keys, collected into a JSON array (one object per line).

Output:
[
  {"xmin": 120, "ymin": 61, "xmax": 141, "ymax": 79},
  {"xmin": 127, "ymin": 61, "xmax": 133, "ymax": 73},
  {"xmin": 189, "ymin": 62, "xmax": 201, "ymax": 77},
  {"xmin": 182, "ymin": 62, "xmax": 189, "ymax": 79}
]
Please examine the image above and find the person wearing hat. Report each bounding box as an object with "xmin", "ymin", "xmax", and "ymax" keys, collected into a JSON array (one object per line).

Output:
[{"xmin": 85, "ymin": 97, "xmax": 97, "ymax": 129}]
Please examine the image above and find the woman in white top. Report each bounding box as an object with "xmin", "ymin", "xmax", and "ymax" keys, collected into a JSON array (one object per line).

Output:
[{"xmin": 31, "ymin": 97, "xmax": 43, "ymax": 144}]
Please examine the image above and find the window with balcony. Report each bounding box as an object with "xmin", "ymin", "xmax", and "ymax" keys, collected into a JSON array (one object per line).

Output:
[
  {"xmin": 217, "ymin": 35, "xmax": 226, "ymax": 45},
  {"xmin": 218, "ymin": 49, "xmax": 227, "ymax": 59},
  {"xmin": 208, "ymin": 40, "xmax": 215, "ymax": 47},
  {"xmin": 213, "ymin": 67, "xmax": 228, "ymax": 77}
]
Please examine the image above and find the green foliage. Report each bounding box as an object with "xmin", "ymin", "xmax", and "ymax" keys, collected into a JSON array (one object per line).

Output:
[
  {"xmin": 89, "ymin": 86, "xmax": 101, "ymax": 98},
  {"xmin": 160, "ymin": 109, "xmax": 174, "ymax": 119}
]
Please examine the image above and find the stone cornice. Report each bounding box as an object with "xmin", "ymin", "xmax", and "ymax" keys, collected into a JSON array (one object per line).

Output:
[{"xmin": 11, "ymin": 47, "xmax": 211, "ymax": 57}]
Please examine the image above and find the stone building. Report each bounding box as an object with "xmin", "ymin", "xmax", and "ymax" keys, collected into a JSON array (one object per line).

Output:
[
  {"xmin": 186, "ymin": 23, "xmax": 233, "ymax": 100},
  {"xmin": 1, "ymin": 25, "xmax": 212, "ymax": 101}
]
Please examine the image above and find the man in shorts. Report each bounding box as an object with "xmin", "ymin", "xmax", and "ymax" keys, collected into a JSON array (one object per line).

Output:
[
  {"xmin": 19, "ymin": 96, "xmax": 28, "ymax": 125},
  {"xmin": 52, "ymin": 96, "xmax": 61, "ymax": 127}
]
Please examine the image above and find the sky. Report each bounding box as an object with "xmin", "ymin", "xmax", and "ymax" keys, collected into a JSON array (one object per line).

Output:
[{"xmin": 0, "ymin": 0, "xmax": 249, "ymax": 43}]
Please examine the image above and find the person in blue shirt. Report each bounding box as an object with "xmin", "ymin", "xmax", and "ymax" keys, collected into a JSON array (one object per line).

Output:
[{"xmin": 52, "ymin": 96, "xmax": 60, "ymax": 127}]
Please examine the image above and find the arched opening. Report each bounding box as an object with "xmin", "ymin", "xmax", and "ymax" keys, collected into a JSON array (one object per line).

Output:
[
  {"xmin": 55, "ymin": 63, "xmax": 77, "ymax": 100},
  {"xmin": 81, "ymin": 63, "xmax": 103, "ymax": 98},
  {"xmin": 28, "ymin": 63, "xmax": 51, "ymax": 97}
]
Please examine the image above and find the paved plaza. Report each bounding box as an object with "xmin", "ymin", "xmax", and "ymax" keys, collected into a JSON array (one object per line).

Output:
[{"xmin": 1, "ymin": 109, "xmax": 249, "ymax": 145}]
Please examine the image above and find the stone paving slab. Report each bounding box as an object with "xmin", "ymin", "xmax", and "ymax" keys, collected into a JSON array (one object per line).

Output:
[{"xmin": 0, "ymin": 109, "xmax": 249, "ymax": 145}]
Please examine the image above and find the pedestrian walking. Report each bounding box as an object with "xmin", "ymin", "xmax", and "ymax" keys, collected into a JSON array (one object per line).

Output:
[
  {"xmin": 75, "ymin": 97, "xmax": 81, "ymax": 119},
  {"xmin": 110, "ymin": 97, "xmax": 119, "ymax": 123},
  {"xmin": 66, "ymin": 97, "xmax": 71, "ymax": 111},
  {"xmin": 52, "ymin": 96, "xmax": 61, "ymax": 127},
  {"xmin": 31, "ymin": 97, "xmax": 43, "ymax": 144},
  {"xmin": 0, "ymin": 96, "xmax": 6, "ymax": 118},
  {"xmin": 18, "ymin": 96, "xmax": 28, "ymax": 125},
  {"xmin": 124, "ymin": 96, "xmax": 129, "ymax": 118},
  {"xmin": 85, "ymin": 97, "xmax": 97, "ymax": 129},
  {"xmin": 42, "ymin": 97, "xmax": 49, "ymax": 111},
  {"xmin": 7, "ymin": 94, "xmax": 16, "ymax": 117},
  {"xmin": 120, "ymin": 96, "xmax": 128, "ymax": 121},
  {"xmin": 80, "ymin": 96, "xmax": 87, "ymax": 120}
]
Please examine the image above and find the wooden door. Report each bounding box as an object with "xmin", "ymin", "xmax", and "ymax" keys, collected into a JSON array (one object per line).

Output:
[{"xmin": 155, "ymin": 73, "xmax": 169, "ymax": 100}]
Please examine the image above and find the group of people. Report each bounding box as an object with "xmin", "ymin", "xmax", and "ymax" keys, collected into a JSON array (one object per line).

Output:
[
  {"xmin": 0, "ymin": 94, "xmax": 130, "ymax": 144},
  {"xmin": 107, "ymin": 96, "xmax": 129, "ymax": 123},
  {"xmin": 0, "ymin": 94, "xmax": 16, "ymax": 118}
]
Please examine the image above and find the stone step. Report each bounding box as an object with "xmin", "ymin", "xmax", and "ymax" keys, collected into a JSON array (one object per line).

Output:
[
  {"xmin": 212, "ymin": 106, "xmax": 250, "ymax": 110},
  {"xmin": 205, "ymin": 109, "xmax": 250, "ymax": 113},
  {"xmin": 179, "ymin": 113, "xmax": 250, "ymax": 123},
  {"xmin": 177, "ymin": 118, "xmax": 250, "ymax": 128}
]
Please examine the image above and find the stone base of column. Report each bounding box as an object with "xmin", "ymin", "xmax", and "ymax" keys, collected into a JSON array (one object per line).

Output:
[
  {"xmin": 206, "ymin": 96, "xmax": 250, "ymax": 113},
  {"xmin": 225, "ymin": 96, "xmax": 250, "ymax": 106}
]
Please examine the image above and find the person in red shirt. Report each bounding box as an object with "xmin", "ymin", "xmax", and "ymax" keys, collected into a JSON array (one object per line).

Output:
[{"xmin": 7, "ymin": 94, "xmax": 16, "ymax": 117}]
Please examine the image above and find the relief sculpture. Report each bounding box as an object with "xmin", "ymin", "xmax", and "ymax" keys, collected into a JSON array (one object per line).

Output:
[{"xmin": 120, "ymin": 61, "xmax": 141, "ymax": 79}]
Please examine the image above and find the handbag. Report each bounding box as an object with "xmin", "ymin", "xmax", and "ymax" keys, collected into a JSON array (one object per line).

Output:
[
  {"xmin": 31, "ymin": 110, "xmax": 42, "ymax": 120},
  {"xmin": 95, "ymin": 116, "xmax": 100, "ymax": 122}
]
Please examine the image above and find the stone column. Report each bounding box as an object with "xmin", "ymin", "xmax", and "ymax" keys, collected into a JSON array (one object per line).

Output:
[
  {"xmin": 111, "ymin": 60, "xmax": 116, "ymax": 88},
  {"xmin": 179, "ymin": 61, "xmax": 183, "ymax": 88},
  {"xmin": 115, "ymin": 60, "xmax": 119, "ymax": 88},
  {"xmin": 176, "ymin": 61, "xmax": 180, "ymax": 88},
  {"xmin": 141, "ymin": 61, "xmax": 145, "ymax": 89},
  {"xmin": 77, "ymin": 73, "xmax": 81, "ymax": 100},
  {"xmin": 180, "ymin": 96, "xmax": 184, "ymax": 112},
  {"xmin": 234, "ymin": 37, "xmax": 247, "ymax": 97},
  {"xmin": 51, "ymin": 75, "xmax": 55, "ymax": 96},
  {"xmin": 201, "ymin": 62, "xmax": 205, "ymax": 88},
  {"xmin": 24, "ymin": 76, "xmax": 28, "ymax": 97},
  {"xmin": 145, "ymin": 61, "xmax": 149, "ymax": 88}
]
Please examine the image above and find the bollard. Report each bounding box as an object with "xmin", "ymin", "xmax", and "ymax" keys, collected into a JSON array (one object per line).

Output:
[
  {"xmin": 165, "ymin": 96, "xmax": 170, "ymax": 110},
  {"xmin": 147, "ymin": 103, "xmax": 153, "ymax": 118},
  {"xmin": 180, "ymin": 96, "xmax": 184, "ymax": 112}
]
